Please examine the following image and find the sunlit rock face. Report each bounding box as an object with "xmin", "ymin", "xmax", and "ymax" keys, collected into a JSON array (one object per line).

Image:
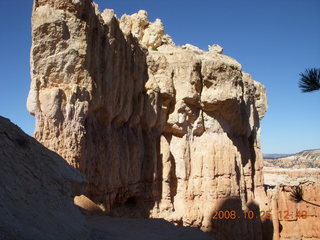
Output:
[
  {"xmin": 264, "ymin": 151, "xmax": 320, "ymax": 239},
  {"xmin": 264, "ymin": 168, "xmax": 320, "ymax": 239},
  {"xmin": 28, "ymin": 0, "xmax": 268, "ymax": 238}
]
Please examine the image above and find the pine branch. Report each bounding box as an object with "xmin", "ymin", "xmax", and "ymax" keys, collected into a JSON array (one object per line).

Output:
[
  {"xmin": 289, "ymin": 186, "xmax": 320, "ymax": 207},
  {"xmin": 298, "ymin": 68, "xmax": 320, "ymax": 93}
]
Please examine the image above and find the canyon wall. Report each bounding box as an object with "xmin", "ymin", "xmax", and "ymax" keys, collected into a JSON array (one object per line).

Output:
[
  {"xmin": 27, "ymin": 0, "xmax": 268, "ymax": 238},
  {"xmin": 264, "ymin": 168, "xmax": 320, "ymax": 239}
]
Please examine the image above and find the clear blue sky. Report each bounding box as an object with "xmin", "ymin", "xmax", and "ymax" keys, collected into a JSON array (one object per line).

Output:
[{"xmin": 0, "ymin": 0, "xmax": 319, "ymax": 154}]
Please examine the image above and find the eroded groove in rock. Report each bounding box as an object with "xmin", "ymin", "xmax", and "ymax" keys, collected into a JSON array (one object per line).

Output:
[{"xmin": 27, "ymin": 0, "xmax": 268, "ymax": 238}]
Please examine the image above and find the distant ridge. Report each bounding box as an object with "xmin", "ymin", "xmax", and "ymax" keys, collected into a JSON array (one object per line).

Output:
[
  {"xmin": 264, "ymin": 149, "xmax": 320, "ymax": 168},
  {"xmin": 263, "ymin": 153, "xmax": 293, "ymax": 159}
]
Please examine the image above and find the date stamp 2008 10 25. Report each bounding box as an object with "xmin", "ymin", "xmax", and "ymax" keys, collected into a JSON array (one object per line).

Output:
[{"xmin": 212, "ymin": 210, "xmax": 308, "ymax": 220}]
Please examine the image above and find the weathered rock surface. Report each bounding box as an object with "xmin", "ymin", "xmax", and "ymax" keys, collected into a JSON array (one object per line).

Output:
[
  {"xmin": 27, "ymin": 0, "xmax": 268, "ymax": 238},
  {"xmin": 263, "ymin": 168, "xmax": 320, "ymax": 239},
  {"xmin": 75, "ymin": 195, "xmax": 106, "ymax": 215},
  {"xmin": 264, "ymin": 151, "xmax": 320, "ymax": 239},
  {"xmin": 0, "ymin": 116, "xmax": 89, "ymax": 239}
]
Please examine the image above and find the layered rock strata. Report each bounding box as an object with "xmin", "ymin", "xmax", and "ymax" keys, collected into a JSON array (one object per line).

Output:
[
  {"xmin": 27, "ymin": 0, "xmax": 268, "ymax": 238},
  {"xmin": 264, "ymin": 149, "xmax": 320, "ymax": 168},
  {"xmin": 0, "ymin": 117, "xmax": 89, "ymax": 239}
]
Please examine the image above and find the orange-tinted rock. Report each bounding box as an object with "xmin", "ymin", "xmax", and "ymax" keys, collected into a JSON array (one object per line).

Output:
[
  {"xmin": 74, "ymin": 195, "xmax": 105, "ymax": 215},
  {"xmin": 28, "ymin": 0, "xmax": 268, "ymax": 238},
  {"xmin": 264, "ymin": 168, "xmax": 320, "ymax": 239}
]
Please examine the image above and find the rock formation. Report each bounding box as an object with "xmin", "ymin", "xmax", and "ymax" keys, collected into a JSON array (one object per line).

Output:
[
  {"xmin": 263, "ymin": 168, "xmax": 320, "ymax": 239},
  {"xmin": 0, "ymin": 117, "xmax": 89, "ymax": 239},
  {"xmin": 27, "ymin": 0, "xmax": 268, "ymax": 238},
  {"xmin": 264, "ymin": 150, "xmax": 320, "ymax": 239}
]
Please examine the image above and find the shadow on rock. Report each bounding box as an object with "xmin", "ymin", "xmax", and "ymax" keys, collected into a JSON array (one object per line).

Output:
[{"xmin": 209, "ymin": 197, "xmax": 273, "ymax": 240}]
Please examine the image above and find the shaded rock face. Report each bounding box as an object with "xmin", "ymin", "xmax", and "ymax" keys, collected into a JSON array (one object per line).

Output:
[
  {"xmin": 27, "ymin": 0, "xmax": 268, "ymax": 238},
  {"xmin": 0, "ymin": 117, "xmax": 88, "ymax": 240}
]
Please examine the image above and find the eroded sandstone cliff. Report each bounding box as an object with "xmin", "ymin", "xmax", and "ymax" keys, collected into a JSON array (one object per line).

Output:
[
  {"xmin": 264, "ymin": 168, "xmax": 320, "ymax": 239},
  {"xmin": 27, "ymin": 0, "xmax": 268, "ymax": 238}
]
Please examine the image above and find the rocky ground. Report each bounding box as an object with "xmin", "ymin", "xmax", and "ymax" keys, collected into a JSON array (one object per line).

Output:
[
  {"xmin": 87, "ymin": 216, "xmax": 212, "ymax": 240},
  {"xmin": 75, "ymin": 195, "xmax": 213, "ymax": 239}
]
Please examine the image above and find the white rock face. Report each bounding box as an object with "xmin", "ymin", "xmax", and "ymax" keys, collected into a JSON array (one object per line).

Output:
[
  {"xmin": 0, "ymin": 116, "xmax": 89, "ymax": 239},
  {"xmin": 119, "ymin": 10, "xmax": 172, "ymax": 49},
  {"xmin": 208, "ymin": 44, "xmax": 223, "ymax": 54},
  {"xmin": 28, "ymin": 1, "xmax": 268, "ymax": 239}
]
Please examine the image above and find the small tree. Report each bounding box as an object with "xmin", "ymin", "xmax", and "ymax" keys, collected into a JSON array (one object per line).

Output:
[
  {"xmin": 290, "ymin": 186, "xmax": 320, "ymax": 207},
  {"xmin": 298, "ymin": 68, "xmax": 320, "ymax": 93}
]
